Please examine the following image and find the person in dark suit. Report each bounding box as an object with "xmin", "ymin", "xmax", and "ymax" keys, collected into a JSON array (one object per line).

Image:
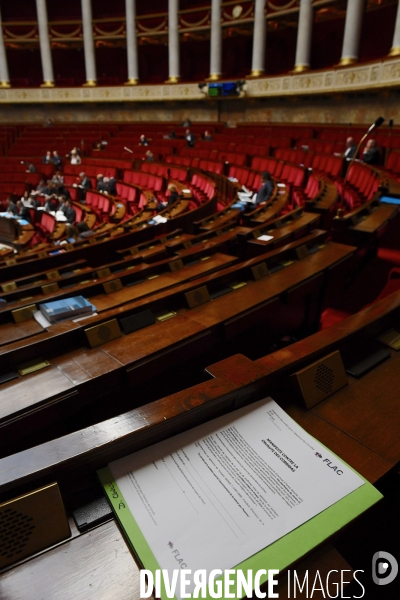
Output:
[
  {"xmin": 343, "ymin": 137, "xmax": 357, "ymax": 160},
  {"xmin": 96, "ymin": 174, "xmax": 107, "ymax": 192},
  {"xmin": 42, "ymin": 151, "xmax": 52, "ymax": 164},
  {"xmin": 52, "ymin": 151, "xmax": 62, "ymax": 170},
  {"xmin": 186, "ymin": 129, "xmax": 196, "ymax": 147},
  {"xmin": 362, "ymin": 139, "xmax": 380, "ymax": 165},
  {"xmin": 64, "ymin": 199, "xmax": 76, "ymax": 224},
  {"xmin": 203, "ymin": 130, "xmax": 213, "ymax": 142},
  {"xmin": 74, "ymin": 172, "xmax": 92, "ymax": 202},
  {"xmin": 104, "ymin": 177, "xmax": 117, "ymax": 196},
  {"xmin": 234, "ymin": 171, "xmax": 274, "ymax": 210},
  {"xmin": 16, "ymin": 200, "xmax": 31, "ymax": 222},
  {"xmin": 139, "ymin": 135, "xmax": 149, "ymax": 146},
  {"xmin": 5, "ymin": 197, "xmax": 18, "ymax": 216},
  {"xmin": 182, "ymin": 118, "xmax": 191, "ymax": 127}
]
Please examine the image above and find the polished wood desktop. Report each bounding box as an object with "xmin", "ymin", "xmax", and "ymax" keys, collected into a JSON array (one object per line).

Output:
[{"xmin": 1, "ymin": 290, "xmax": 400, "ymax": 600}]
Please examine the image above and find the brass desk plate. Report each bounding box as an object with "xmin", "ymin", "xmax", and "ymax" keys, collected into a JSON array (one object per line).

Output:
[
  {"xmin": 251, "ymin": 262, "xmax": 269, "ymax": 280},
  {"xmin": 293, "ymin": 350, "xmax": 348, "ymax": 409},
  {"xmin": 377, "ymin": 328, "xmax": 400, "ymax": 351},
  {"xmin": 1, "ymin": 281, "xmax": 17, "ymax": 292},
  {"xmin": 41, "ymin": 282, "xmax": 59, "ymax": 294},
  {"xmin": 0, "ymin": 482, "xmax": 71, "ymax": 569},
  {"xmin": 46, "ymin": 270, "xmax": 60, "ymax": 280},
  {"xmin": 85, "ymin": 318, "xmax": 122, "ymax": 348},
  {"xmin": 97, "ymin": 267, "xmax": 111, "ymax": 279},
  {"xmin": 169, "ymin": 258, "xmax": 184, "ymax": 272},
  {"xmin": 12, "ymin": 304, "xmax": 37, "ymax": 323},
  {"xmin": 18, "ymin": 358, "xmax": 50, "ymax": 376},
  {"xmin": 185, "ymin": 285, "xmax": 211, "ymax": 309},
  {"xmin": 103, "ymin": 279, "xmax": 123, "ymax": 294},
  {"xmin": 295, "ymin": 244, "xmax": 310, "ymax": 260}
]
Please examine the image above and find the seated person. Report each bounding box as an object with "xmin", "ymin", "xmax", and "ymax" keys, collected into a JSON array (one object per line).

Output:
[
  {"xmin": 76, "ymin": 221, "xmax": 94, "ymax": 238},
  {"xmin": 203, "ymin": 130, "xmax": 213, "ymax": 142},
  {"xmin": 57, "ymin": 195, "xmax": 68, "ymax": 214},
  {"xmin": 5, "ymin": 197, "xmax": 18, "ymax": 216},
  {"xmin": 73, "ymin": 172, "xmax": 92, "ymax": 202},
  {"xmin": 342, "ymin": 136, "xmax": 357, "ymax": 160},
  {"xmin": 52, "ymin": 150, "xmax": 62, "ymax": 170},
  {"xmin": 33, "ymin": 179, "xmax": 48, "ymax": 195},
  {"xmin": 20, "ymin": 160, "xmax": 37, "ymax": 173},
  {"xmin": 21, "ymin": 190, "xmax": 31, "ymax": 206},
  {"xmin": 139, "ymin": 134, "xmax": 149, "ymax": 146},
  {"xmin": 44, "ymin": 196, "xmax": 58, "ymax": 212},
  {"xmin": 63, "ymin": 199, "xmax": 76, "ymax": 224},
  {"xmin": 104, "ymin": 176, "xmax": 117, "ymax": 196},
  {"xmin": 93, "ymin": 139, "xmax": 108, "ymax": 151},
  {"xmin": 186, "ymin": 129, "xmax": 196, "ymax": 147},
  {"xmin": 167, "ymin": 129, "xmax": 176, "ymax": 139},
  {"xmin": 182, "ymin": 118, "xmax": 191, "ymax": 127},
  {"xmin": 24, "ymin": 194, "xmax": 41, "ymax": 208},
  {"xmin": 156, "ymin": 184, "xmax": 180, "ymax": 212},
  {"xmin": 52, "ymin": 171, "xmax": 64, "ymax": 193},
  {"xmin": 233, "ymin": 171, "xmax": 274, "ymax": 211},
  {"xmin": 362, "ymin": 139, "xmax": 380, "ymax": 165},
  {"xmin": 69, "ymin": 149, "xmax": 81, "ymax": 165},
  {"xmin": 42, "ymin": 150, "xmax": 52, "ymax": 164},
  {"xmin": 16, "ymin": 200, "xmax": 31, "ymax": 222},
  {"xmin": 96, "ymin": 174, "xmax": 107, "ymax": 192},
  {"xmin": 144, "ymin": 150, "xmax": 155, "ymax": 162}
]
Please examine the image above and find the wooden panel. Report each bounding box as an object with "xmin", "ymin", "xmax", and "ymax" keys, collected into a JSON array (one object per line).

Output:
[
  {"xmin": 0, "ymin": 520, "xmax": 140, "ymax": 600},
  {"xmin": 0, "ymin": 368, "xmax": 76, "ymax": 423},
  {"xmin": 313, "ymin": 353, "xmax": 400, "ymax": 463}
]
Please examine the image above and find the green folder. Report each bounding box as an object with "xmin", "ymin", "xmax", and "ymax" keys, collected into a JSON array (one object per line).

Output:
[{"xmin": 99, "ymin": 453, "xmax": 381, "ymax": 600}]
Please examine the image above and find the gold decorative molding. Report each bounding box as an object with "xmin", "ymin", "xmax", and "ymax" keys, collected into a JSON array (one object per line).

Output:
[
  {"xmin": 0, "ymin": 81, "xmax": 10, "ymax": 88},
  {"xmin": 165, "ymin": 76, "xmax": 180, "ymax": 84},
  {"xmin": 206, "ymin": 73, "xmax": 221, "ymax": 82},
  {"xmin": 0, "ymin": 57, "xmax": 400, "ymax": 103},
  {"xmin": 292, "ymin": 64, "xmax": 309, "ymax": 74},
  {"xmin": 40, "ymin": 81, "xmax": 55, "ymax": 88},
  {"xmin": 83, "ymin": 80, "xmax": 97, "ymax": 87},
  {"xmin": 124, "ymin": 78, "xmax": 139, "ymax": 85},
  {"xmin": 389, "ymin": 46, "xmax": 400, "ymax": 57},
  {"xmin": 338, "ymin": 57, "xmax": 357, "ymax": 67},
  {"xmin": 247, "ymin": 69, "xmax": 264, "ymax": 78}
]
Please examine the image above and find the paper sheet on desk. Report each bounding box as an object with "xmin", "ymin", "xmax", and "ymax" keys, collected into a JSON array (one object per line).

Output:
[
  {"xmin": 107, "ymin": 398, "xmax": 368, "ymax": 599},
  {"xmin": 257, "ymin": 234, "xmax": 274, "ymax": 241}
]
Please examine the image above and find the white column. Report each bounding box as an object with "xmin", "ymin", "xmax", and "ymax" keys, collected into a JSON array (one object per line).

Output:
[
  {"xmin": 209, "ymin": 0, "xmax": 222, "ymax": 81},
  {"xmin": 0, "ymin": 6, "xmax": 10, "ymax": 88},
  {"xmin": 166, "ymin": 0, "xmax": 180, "ymax": 83},
  {"xmin": 250, "ymin": 0, "xmax": 266, "ymax": 77},
  {"xmin": 294, "ymin": 0, "xmax": 313, "ymax": 73},
  {"xmin": 81, "ymin": 0, "xmax": 97, "ymax": 86},
  {"xmin": 125, "ymin": 0, "xmax": 139, "ymax": 84},
  {"xmin": 339, "ymin": 0, "xmax": 365, "ymax": 66},
  {"xmin": 389, "ymin": 0, "xmax": 400, "ymax": 56},
  {"xmin": 36, "ymin": 0, "xmax": 54, "ymax": 87}
]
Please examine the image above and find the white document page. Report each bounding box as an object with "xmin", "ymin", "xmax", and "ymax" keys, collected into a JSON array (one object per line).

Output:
[
  {"xmin": 109, "ymin": 398, "xmax": 364, "ymax": 598},
  {"xmin": 257, "ymin": 234, "xmax": 274, "ymax": 242}
]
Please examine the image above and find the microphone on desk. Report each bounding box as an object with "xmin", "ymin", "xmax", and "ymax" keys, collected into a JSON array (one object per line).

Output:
[{"xmin": 338, "ymin": 116, "xmax": 385, "ymax": 214}]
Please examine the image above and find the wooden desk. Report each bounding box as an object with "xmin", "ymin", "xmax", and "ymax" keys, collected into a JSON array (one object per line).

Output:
[
  {"xmin": 3, "ymin": 291, "xmax": 399, "ymax": 600},
  {"xmin": 0, "ymin": 241, "xmax": 354, "ymax": 456}
]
